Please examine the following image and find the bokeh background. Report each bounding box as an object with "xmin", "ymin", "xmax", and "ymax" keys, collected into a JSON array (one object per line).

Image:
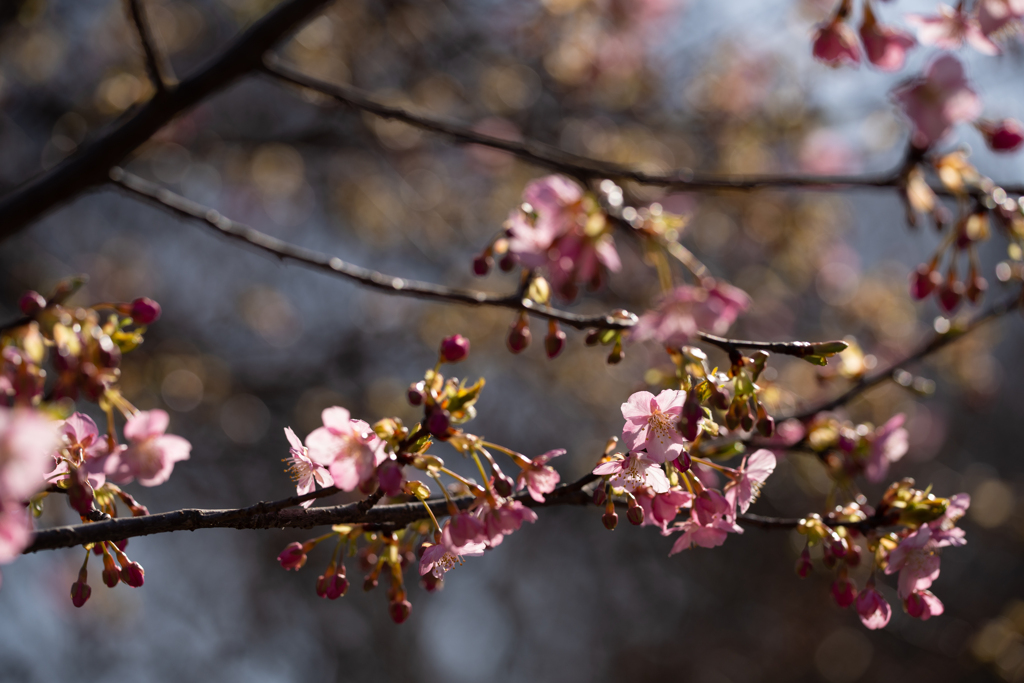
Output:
[{"xmin": 0, "ymin": 0, "xmax": 1023, "ymax": 681}]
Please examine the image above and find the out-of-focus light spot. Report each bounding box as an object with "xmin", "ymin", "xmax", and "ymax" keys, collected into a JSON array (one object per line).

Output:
[
  {"xmin": 239, "ymin": 287, "xmax": 302, "ymax": 348},
  {"xmin": 480, "ymin": 64, "xmax": 540, "ymax": 113},
  {"xmin": 814, "ymin": 628, "xmax": 873, "ymax": 683},
  {"xmin": 542, "ymin": 0, "xmax": 587, "ymax": 13},
  {"xmin": 251, "ymin": 144, "xmax": 304, "ymax": 198},
  {"xmin": 996, "ymin": 262, "xmax": 1013, "ymax": 282},
  {"xmin": 150, "ymin": 143, "xmax": 192, "ymax": 184},
  {"xmin": 816, "ymin": 262, "xmax": 860, "ymax": 306},
  {"xmin": 96, "ymin": 73, "xmax": 149, "ymax": 114},
  {"xmin": 16, "ymin": 30, "xmax": 64, "ymax": 82},
  {"xmin": 971, "ymin": 479, "xmax": 1015, "ymax": 528},
  {"xmin": 220, "ymin": 394, "xmax": 270, "ymax": 444},
  {"xmin": 973, "ymin": 617, "xmax": 1023, "ymax": 664},
  {"xmin": 934, "ymin": 317, "xmax": 951, "ymax": 334},
  {"xmin": 161, "ymin": 369, "xmax": 204, "ymax": 412}
]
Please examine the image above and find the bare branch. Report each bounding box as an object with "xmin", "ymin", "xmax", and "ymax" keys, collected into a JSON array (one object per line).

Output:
[
  {"xmin": 0, "ymin": 0, "xmax": 333, "ymax": 242},
  {"xmin": 261, "ymin": 59, "xmax": 1024, "ymax": 198},
  {"xmin": 126, "ymin": 0, "xmax": 175, "ymax": 92}
]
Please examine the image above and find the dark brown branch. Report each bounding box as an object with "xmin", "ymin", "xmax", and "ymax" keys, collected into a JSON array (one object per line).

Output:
[
  {"xmin": 786, "ymin": 291, "xmax": 1023, "ymax": 421},
  {"xmin": 126, "ymin": 0, "xmax": 175, "ymax": 92},
  {"xmin": 261, "ymin": 59, "xmax": 1024, "ymax": 198},
  {"xmin": 108, "ymin": 167, "xmax": 853, "ymax": 362},
  {"xmin": 0, "ymin": 0, "xmax": 333, "ymax": 242},
  {"xmin": 26, "ymin": 470, "xmax": 894, "ymax": 553}
]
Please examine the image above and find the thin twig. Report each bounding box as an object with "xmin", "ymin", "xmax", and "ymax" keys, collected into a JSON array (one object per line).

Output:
[
  {"xmin": 0, "ymin": 0, "xmax": 333, "ymax": 241},
  {"xmin": 126, "ymin": 0, "xmax": 175, "ymax": 92},
  {"xmin": 261, "ymin": 59, "xmax": 1024, "ymax": 198}
]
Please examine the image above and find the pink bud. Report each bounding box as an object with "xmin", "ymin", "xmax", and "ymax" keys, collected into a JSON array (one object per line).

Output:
[
  {"xmin": 102, "ymin": 567, "xmax": 120, "ymax": 588},
  {"xmin": 831, "ymin": 574, "xmax": 857, "ymax": 608},
  {"xmin": 120, "ymin": 561, "xmax": 145, "ymax": 587},
  {"xmin": 679, "ymin": 392, "xmax": 703, "ymax": 442},
  {"xmin": 389, "ymin": 599, "xmax": 412, "ymax": 624},
  {"xmin": 130, "ymin": 297, "xmax": 161, "ymax": 325},
  {"xmin": 812, "ymin": 19, "xmax": 861, "ymax": 67},
  {"xmin": 796, "ymin": 546, "xmax": 812, "ymax": 578},
  {"xmin": 70, "ymin": 579, "xmax": 91, "ymax": 608},
  {"xmin": 277, "ymin": 542, "xmax": 308, "ymax": 571},
  {"xmin": 18, "ymin": 291, "xmax": 46, "ymax": 316},
  {"xmin": 978, "ymin": 118, "xmax": 1024, "ymax": 153},
  {"xmin": 439, "ymin": 335, "xmax": 470, "ymax": 363},
  {"xmin": 544, "ymin": 327, "xmax": 566, "ymax": 359},
  {"xmin": 673, "ymin": 452, "xmax": 692, "ymax": 474},
  {"xmin": 937, "ymin": 280, "xmax": 964, "ymax": 313}
]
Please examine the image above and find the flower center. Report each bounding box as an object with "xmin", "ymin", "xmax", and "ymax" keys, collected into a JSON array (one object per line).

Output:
[{"xmin": 647, "ymin": 409, "xmax": 675, "ymax": 444}]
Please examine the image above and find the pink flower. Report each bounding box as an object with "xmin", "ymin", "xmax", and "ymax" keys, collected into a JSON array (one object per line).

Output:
[
  {"xmin": 904, "ymin": 589, "xmax": 944, "ymax": 620},
  {"xmin": 516, "ymin": 449, "xmax": 564, "ymax": 503},
  {"xmin": 544, "ymin": 231, "xmax": 622, "ymax": 301},
  {"xmin": 479, "ymin": 499, "xmax": 538, "ymax": 547},
  {"xmin": 621, "ymin": 390, "xmax": 687, "ymax": 463},
  {"xmin": 885, "ymin": 526, "xmax": 941, "ymax": 598},
  {"xmin": 377, "ymin": 458, "xmax": 405, "ymax": 497},
  {"xmin": 812, "ymin": 19, "xmax": 862, "ymax": 67},
  {"xmin": 928, "ymin": 492, "xmax": 970, "ymax": 547},
  {"xmin": 860, "ymin": 4, "xmax": 916, "ymax": 71},
  {"xmin": 0, "ymin": 407, "xmax": 58, "ymax": 503},
  {"xmin": 305, "ymin": 407, "xmax": 386, "ymax": 492},
  {"xmin": 977, "ymin": 118, "xmax": 1024, "ymax": 152},
  {"xmin": 669, "ymin": 489, "xmax": 744, "ymax": 553},
  {"xmin": 892, "ymin": 54, "xmax": 982, "ymax": 148},
  {"xmin": 593, "ymin": 452, "xmax": 671, "ymax": 493},
  {"xmin": 907, "ymin": 5, "xmax": 999, "ymax": 54},
  {"xmin": 864, "ymin": 414, "xmax": 908, "ymax": 483},
  {"xmin": 0, "ymin": 502, "xmax": 32, "ymax": 563},
  {"xmin": 106, "ymin": 410, "xmax": 190, "ymax": 487},
  {"xmin": 283, "ymin": 427, "xmax": 333, "ymax": 507},
  {"xmin": 630, "ymin": 282, "xmax": 749, "ymax": 348},
  {"xmin": 636, "ymin": 488, "xmax": 694, "ymax": 531},
  {"xmin": 977, "ymin": 0, "xmax": 1024, "ymax": 36},
  {"xmin": 447, "ymin": 511, "xmax": 487, "ymax": 549},
  {"xmin": 724, "ymin": 448, "xmax": 776, "ymax": 514},
  {"xmin": 419, "ymin": 523, "xmax": 486, "ymax": 578},
  {"xmin": 856, "ymin": 581, "xmax": 892, "ymax": 629}
]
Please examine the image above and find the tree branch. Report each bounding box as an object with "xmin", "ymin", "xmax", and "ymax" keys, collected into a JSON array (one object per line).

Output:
[
  {"xmin": 25, "ymin": 471, "xmax": 889, "ymax": 553},
  {"xmin": 261, "ymin": 59, "xmax": 1024, "ymax": 198},
  {"xmin": 0, "ymin": 0, "xmax": 333, "ymax": 242},
  {"xmin": 126, "ymin": 0, "xmax": 175, "ymax": 92}
]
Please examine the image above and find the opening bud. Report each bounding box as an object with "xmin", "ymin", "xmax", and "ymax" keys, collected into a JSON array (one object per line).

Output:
[
  {"xmin": 277, "ymin": 541, "xmax": 308, "ymax": 571},
  {"xmin": 439, "ymin": 335, "xmax": 470, "ymax": 363}
]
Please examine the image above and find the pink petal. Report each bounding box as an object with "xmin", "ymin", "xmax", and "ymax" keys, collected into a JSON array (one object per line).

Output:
[
  {"xmin": 320, "ymin": 407, "xmax": 352, "ymax": 433},
  {"xmin": 124, "ymin": 410, "xmax": 169, "ymax": 442}
]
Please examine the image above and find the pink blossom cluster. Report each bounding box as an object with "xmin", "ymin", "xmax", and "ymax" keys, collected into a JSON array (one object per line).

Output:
[
  {"xmin": 805, "ymin": 413, "xmax": 909, "ymax": 484},
  {"xmin": 629, "ymin": 281, "xmax": 750, "ymax": 348},
  {"xmin": 812, "ymin": 2, "xmax": 915, "ymax": 71},
  {"xmin": 503, "ymin": 175, "xmax": 621, "ymax": 302},
  {"xmin": 907, "ymin": 2, "xmax": 1022, "ymax": 55}
]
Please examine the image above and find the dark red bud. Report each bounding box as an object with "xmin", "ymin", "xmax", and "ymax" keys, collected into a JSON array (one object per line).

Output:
[
  {"xmin": 626, "ymin": 502, "xmax": 644, "ymax": 526},
  {"xmin": 980, "ymin": 118, "xmax": 1024, "ymax": 153},
  {"xmin": 421, "ymin": 572, "xmax": 443, "ymax": 593},
  {"xmin": 831, "ymin": 577, "xmax": 857, "ymax": 608},
  {"xmin": 966, "ymin": 275, "xmax": 988, "ymax": 304},
  {"xmin": 439, "ymin": 335, "xmax": 470, "ymax": 363},
  {"xmin": 492, "ymin": 474, "xmax": 513, "ymax": 498},
  {"xmin": 845, "ymin": 543, "xmax": 862, "ymax": 568},
  {"xmin": 130, "ymin": 297, "xmax": 161, "ymax": 325},
  {"xmin": 584, "ymin": 329, "xmax": 601, "ymax": 346},
  {"xmin": 673, "ymin": 452, "xmax": 692, "ymax": 473},
  {"xmin": 507, "ymin": 319, "xmax": 531, "ymax": 354},
  {"xmin": 937, "ymin": 280, "xmax": 964, "ymax": 313},
  {"xmin": 70, "ymin": 580, "xmax": 91, "ymax": 608},
  {"xmin": 426, "ymin": 409, "xmax": 450, "ymax": 439},
  {"xmin": 389, "ymin": 599, "xmax": 412, "ymax": 624},
  {"xmin": 120, "ymin": 561, "xmax": 145, "ymax": 587},
  {"xmin": 472, "ymin": 254, "xmax": 493, "ymax": 276},
  {"xmin": 18, "ymin": 291, "xmax": 46, "ymax": 316},
  {"xmin": 544, "ymin": 328, "xmax": 567, "ymax": 359},
  {"xmin": 407, "ymin": 381, "xmax": 425, "ymax": 406},
  {"xmin": 102, "ymin": 567, "xmax": 120, "ymax": 588},
  {"xmin": 592, "ymin": 486, "xmax": 607, "ymax": 506},
  {"xmin": 910, "ymin": 264, "xmax": 942, "ymax": 300},
  {"xmin": 796, "ymin": 547, "xmax": 812, "ymax": 579},
  {"xmin": 601, "ymin": 510, "xmax": 618, "ymax": 530},
  {"xmin": 499, "ymin": 253, "xmax": 516, "ymax": 272}
]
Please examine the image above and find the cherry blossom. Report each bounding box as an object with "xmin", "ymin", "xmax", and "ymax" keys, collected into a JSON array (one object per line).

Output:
[
  {"xmin": 516, "ymin": 449, "xmax": 564, "ymax": 503},
  {"xmin": 630, "ymin": 282, "xmax": 749, "ymax": 348},
  {"xmin": 907, "ymin": 5, "xmax": 1000, "ymax": 54},
  {"xmin": 0, "ymin": 406, "xmax": 59, "ymax": 502},
  {"xmin": 478, "ymin": 499, "xmax": 538, "ymax": 547},
  {"xmin": 904, "ymin": 589, "xmax": 945, "ymax": 620},
  {"xmin": 724, "ymin": 448, "xmax": 776, "ymax": 514},
  {"xmin": 860, "ymin": 4, "xmax": 916, "ymax": 71},
  {"xmin": 668, "ymin": 490, "xmax": 744, "ymax": 553},
  {"xmin": 856, "ymin": 581, "xmax": 892, "ymax": 629},
  {"xmin": 892, "ymin": 54, "xmax": 982, "ymax": 148},
  {"xmin": 305, "ymin": 407, "xmax": 386, "ymax": 492},
  {"xmin": 105, "ymin": 409, "xmax": 191, "ymax": 487},
  {"xmin": 419, "ymin": 523, "xmax": 486, "ymax": 579},
  {"xmin": 977, "ymin": 0, "xmax": 1024, "ymax": 36},
  {"xmin": 864, "ymin": 414, "xmax": 908, "ymax": 483},
  {"xmin": 283, "ymin": 427, "xmax": 333, "ymax": 507},
  {"xmin": 636, "ymin": 488, "xmax": 694, "ymax": 531},
  {"xmin": 885, "ymin": 526, "xmax": 941, "ymax": 598},
  {"xmin": 621, "ymin": 390, "xmax": 687, "ymax": 463},
  {"xmin": 593, "ymin": 452, "xmax": 670, "ymax": 493},
  {"xmin": 812, "ymin": 18, "xmax": 862, "ymax": 67}
]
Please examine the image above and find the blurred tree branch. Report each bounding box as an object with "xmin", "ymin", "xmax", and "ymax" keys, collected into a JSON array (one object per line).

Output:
[{"xmin": 126, "ymin": 0, "xmax": 176, "ymax": 92}]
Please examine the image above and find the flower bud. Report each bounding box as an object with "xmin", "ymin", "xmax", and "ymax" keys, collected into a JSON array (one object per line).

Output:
[
  {"xmin": 679, "ymin": 391, "xmax": 702, "ymax": 442},
  {"xmin": 673, "ymin": 452, "xmax": 692, "ymax": 474},
  {"xmin": 910, "ymin": 264, "xmax": 941, "ymax": 300},
  {"xmin": 363, "ymin": 575, "xmax": 379, "ymax": 591},
  {"xmin": 492, "ymin": 473, "xmax": 514, "ymax": 498},
  {"xmin": 407, "ymin": 381, "xmax": 424, "ymax": 406},
  {"xmin": 70, "ymin": 577, "xmax": 91, "ymax": 608},
  {"xmin": 18, "ymin": 291, "xmax": 46, "ymax": 316},
  {"xmin": 120, "ymin": 561, "xmax": 145, "ymax": 587},
  {"xmin": 607, "ymin": 341, "xmax": 624, "ymax": 364},
  {"xmin": 978, "ymin": 118, "xmax": 1024, "ymax": 153},
  {"xmin": 472, "ymin": 254, "xmax": 492, "ymax": 276},
  {"xmin": 277, "ymin": 541, "xmax": 308, "ymax": 571},
  {"xmin": 426, "ymin": 409, "xmax": 451, "ymax": 439},
  {"xmin": 831, "ymin": 574, "xmax": 857, "ymax": 608},
  {"xmin": 389, "ymin": 599, "xmax": 413, "ymax": 624},
  {"xmin": 966, "ymin": 275, "xmax": 988, "ymax": 304},
  {"xmin": 626, "ymin": 500, "xmax": 644, "ymax": 526},
  {"xmin": 937, "ymin": 280, "xmax": 964, "ymax": 313},
  {"xmin": 499, "ymin": 253, "xmax": 516, "ymax": 272},
  {"xmin": 130, "ymin": 297, "xmax": 161, "ymax": 325},
  {"xmin": 439, "ymin": 335, "xmax": 470, "ymax": 363},
  {"xmin": 795, "ymin": 546, "xmax": 812, "ymax": 578},
  {"xmin": 592, "ymin": 486, "xmax": 607, "ymax": 506},
  {"xmin": 544, "ymin": 324, "xmax": 566, "ymax": 359},
  {"xmin": 601, "ymin": 510, "xmax": 618, "ymax": 530},
  {"xmin": 421, "ymin": 572, "xmax": 443, "ymax": 593},
  {"xmin": 584, "ymin": 329, "xmax": 601, "ymax": 346},
  {"xmin": 845, "ymin": 542, "xmax": 862, "ymax": 568},
  {"xmin": 507, "ymin": 316, "xmax": 531, "ymax": 354}
]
